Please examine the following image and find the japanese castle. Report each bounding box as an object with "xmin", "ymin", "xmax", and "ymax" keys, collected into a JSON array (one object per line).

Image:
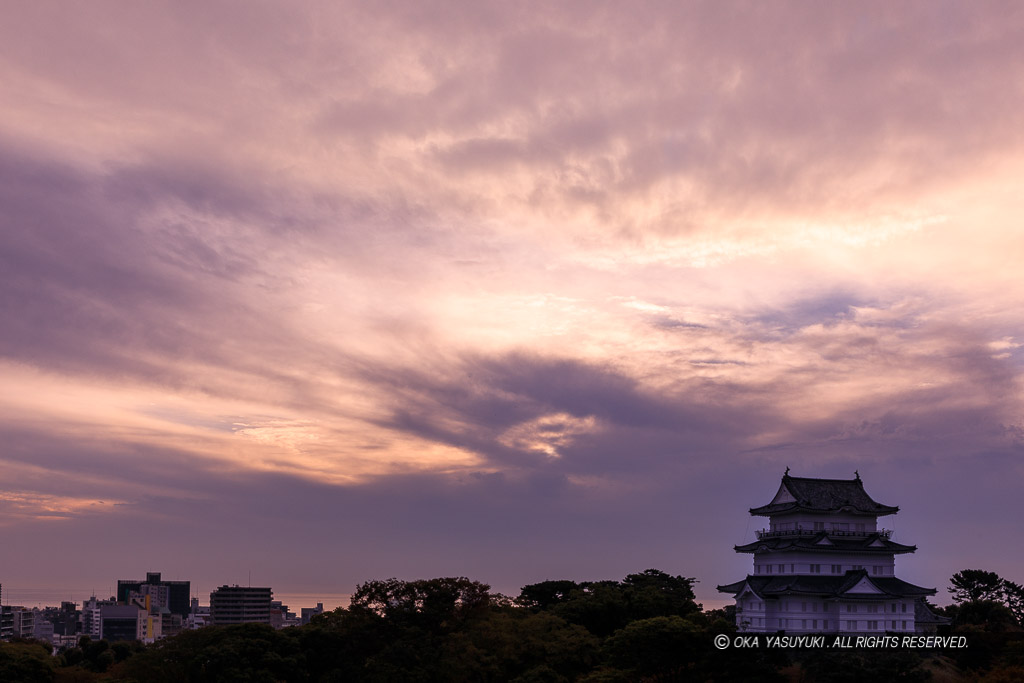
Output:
[{"xmin": 718, "ymin": 471, "xmax": 947, "ymax": 633}]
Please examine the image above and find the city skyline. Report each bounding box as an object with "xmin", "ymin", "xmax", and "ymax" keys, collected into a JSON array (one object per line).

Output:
[
  {"xmin": 2, "ymin": 584, "xmax": 348, "ymax": 614},
  {"xmin": 2, "ymin": 2, "xmax": 1023, "ymax": 610}
]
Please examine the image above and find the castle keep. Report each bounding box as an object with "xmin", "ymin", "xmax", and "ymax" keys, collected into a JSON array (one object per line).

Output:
[{"xmin": 718, "ymin": 471, "xmax": 945, "ymax": 633}]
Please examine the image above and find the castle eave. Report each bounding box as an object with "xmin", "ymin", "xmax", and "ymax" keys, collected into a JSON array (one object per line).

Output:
[
  {"xmin": 734, "ymin": 534, "xmax": 917, "ymax": 555},
  {"xmin": 750, "ymin": 474, "xmax": 899, "ymax": 517},
  {"xmin": 723, "ymin": 571, "xmax": 936, "ymax": 600},
  {"xmin": 716, "ymin": 579, "xmax": 749, "ymax": 594}
]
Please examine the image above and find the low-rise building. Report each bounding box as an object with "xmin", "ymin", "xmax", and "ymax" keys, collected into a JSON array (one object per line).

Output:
[
  {"xmin": 300, "ymin": 603, "xmax": 325, "ymax": 625},
  {"xmin": 98, "ymin": 605, "xmax": 144, "ymax": 642},
  {"xmin": 0, "ymin": 606, "xmax": 34, "ymax": 640}
]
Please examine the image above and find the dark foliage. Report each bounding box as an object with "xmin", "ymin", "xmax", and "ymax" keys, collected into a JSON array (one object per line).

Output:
[
  {"xmin": 950, "ymin": 570, "xmax": 1005, "ymax": 604},
  {"xmin": 798, "ymin": 649, "xmax": 930, "ymax": 682},
  {"xmin": 541, "ymin": 569, "xmax": 699, "ymax": 638},
  {"xmin": 955, "ymin": 601, "xmax": 1019, "ymax": 633},
  {"xmin": 113, "ymin": 623, "xmax": 303, "ymax": 682},
  {"xmin": 0, "ymin": 640, "xmax": 57, "ymax": 683},
  {"xmin": 20, "ymin": 567, "xmax": 1024, "ymax": 681}
]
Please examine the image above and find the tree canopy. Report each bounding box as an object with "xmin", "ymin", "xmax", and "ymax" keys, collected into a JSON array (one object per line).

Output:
[{"xmin": 950, "ymin": 570, "xmax": 1006, "ymax": 604}]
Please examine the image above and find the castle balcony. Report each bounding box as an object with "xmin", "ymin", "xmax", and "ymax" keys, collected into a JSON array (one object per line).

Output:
[{"xmin": 755, "ymin": 528, "xmax": 892, "ymax": 540}]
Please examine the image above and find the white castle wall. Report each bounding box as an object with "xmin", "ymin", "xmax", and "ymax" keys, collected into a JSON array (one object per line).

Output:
[{"xmin": 752, "ymin": 552, "xmax": 895, "ymax": 576}]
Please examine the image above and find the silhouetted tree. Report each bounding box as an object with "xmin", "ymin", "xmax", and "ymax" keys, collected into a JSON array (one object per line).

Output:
[
  {"xmin": 620, "ymin": 569, "xmax": 699, "ymax": 620},
  {"xmin": 349, "ymin": 576, "xmax": 491, "ymax": 630},
  {"xmin": 551, "ymin": 581, "xmax": 631, "ymax": 638},
  {"xmin": 602, "ymin": 615, "xmax": 700, "ymax": 677},
  {"xmin": 517, "ymin": 580, "xmax": 580, "ymax": 611},
  {"xmin": 0, "ymin": 640, "xmax": 57, "ymax": 683},
  {"xmin": 543, "ymin": 570, "xmax": 699, "ymax": 638},
  {"xmin": 113, "ymin": 623, "xmax": 302, "ymax": 682},
  {"xmin": 955, "ymin": 601, "xmax": 1020, "ymax": 632},
  {"xmin": 950, "ymin": 570, "xmax": 1005, "ymax": 603},
  {"xmin": 1002, "ymin": 580, "xmax": 1024, "ymax": 626}
]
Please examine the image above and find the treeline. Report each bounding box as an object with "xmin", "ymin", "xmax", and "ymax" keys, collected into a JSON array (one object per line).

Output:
[
  {"xmin": 113, "ymin": 569, "xmax": 785, "ymax": 682},
  {"xmin": 2, "ymin": 568, "xmax": 1023, "ymax": 682},
  {"xmin": 924, "ymin": 569, "xmax": 1024, "ymax": 679},
  {"xmin": 934, "ymin": 569, "xmax": 1024, "ymax": 632},
  {"xmin": 1, "ymin": 569, "xmax": 784, "ymax": 682}
]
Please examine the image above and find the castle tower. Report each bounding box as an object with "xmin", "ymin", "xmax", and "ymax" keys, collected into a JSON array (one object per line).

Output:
[{"xmin": 717, "ymin": 471, "xmax": 944, "ymax": 634}]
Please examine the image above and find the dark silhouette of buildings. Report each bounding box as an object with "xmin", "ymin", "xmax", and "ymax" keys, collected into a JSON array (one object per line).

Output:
[
  {"xmin": 209, "ymin": 585, "xmax": 273, "ymax": 625},
  {"xmin": 116, "ymin": 572, "xmax": 190, "ymax": 618}
]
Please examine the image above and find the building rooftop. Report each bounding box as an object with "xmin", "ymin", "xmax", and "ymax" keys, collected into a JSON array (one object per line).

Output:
[
  {"xmin": 734, "ymin": 532, "xmax": 917, "ymax": 555},
  {"xmin": 750, "ymin": 471, "xmax": 899, "ymax": 517},
  {"xmin": 914, "ymin": 600, "xmax": 952, "ymax": 625},
  {"xmin": 717, "ymin": 570, "xmax": 936, "ymax": 599}
]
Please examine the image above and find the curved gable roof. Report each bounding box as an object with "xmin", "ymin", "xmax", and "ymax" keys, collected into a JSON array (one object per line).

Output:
[
  {"xmin": 750, "ymin": 473, "xmax": 899, "ymax": 516},
  {"xmin": 717, "ymin": 570, "xmax": 936, "ymax": 598},
  {"xmin": 733, "ymin": 532, "xmax": 917, "ymax": 555}
]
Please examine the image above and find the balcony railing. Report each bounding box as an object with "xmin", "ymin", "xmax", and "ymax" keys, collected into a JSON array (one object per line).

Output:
[{"xmin": 755, "ymin": 528, "xmax": 892, "ymax": 539}]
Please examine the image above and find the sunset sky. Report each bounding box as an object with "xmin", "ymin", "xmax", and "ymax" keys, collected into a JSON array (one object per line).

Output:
[{"xmin": 2, "ymin": 1, "xmax": 1023, "ymax": 609}]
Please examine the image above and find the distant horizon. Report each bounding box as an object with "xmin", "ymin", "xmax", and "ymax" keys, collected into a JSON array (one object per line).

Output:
[{"xmin": 0, "ymin": 586, "xmax": 353, "ymax": 613}]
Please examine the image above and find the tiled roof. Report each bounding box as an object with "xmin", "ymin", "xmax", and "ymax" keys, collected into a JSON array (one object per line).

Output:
[
  {"xmin": 750, "ymin": 473, "xmax": 899, "ymax": 516},
  {"xmin": 717, "ymin": 569, "xmax": 935, "ymax": 598},
  {"xmin": 734, "ymin": 532, "xmax": 917, "ymax": 555},
  {"xmin": 914, "ymin": 600, "xmax": 952, "ymax": 624},
  {"xmin": 717, "ymin": 578, "xmax": 749, "ymax": 594}
]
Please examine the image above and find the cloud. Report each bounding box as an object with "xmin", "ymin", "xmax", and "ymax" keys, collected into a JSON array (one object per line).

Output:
[{"xmin": 2, "ymin": 1, "xmax": 1024, "ymax": 606}]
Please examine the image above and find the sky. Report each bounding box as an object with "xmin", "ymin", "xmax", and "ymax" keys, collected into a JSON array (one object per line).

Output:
[{"xmin": 1, "ymin": 1, "xmax": 1023, "ymax": 611}]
